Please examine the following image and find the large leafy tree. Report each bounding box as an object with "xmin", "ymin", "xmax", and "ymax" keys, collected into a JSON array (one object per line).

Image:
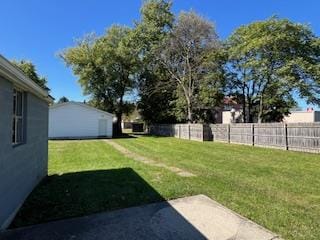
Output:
[
  {"xmin": 227, "ymin": 17, "xmax": 320, "ymax": 123},
  {"xmin": 158, "ymin": 11, "xmax": 225, "ymax": 122},
  {"xmin": 61, "ymin": 26, "xmax": 138, "ymax": 134},
  {"xmin": 12, "ymin": 60, "xmax": 49, "ymax": 90},
  {"xmin": 131, "ymin": 0, "xmax": 177, "ymax": 124},
  {"xmin": 57, "ymin": 96, "xmax": 69, "ymax": 103}
]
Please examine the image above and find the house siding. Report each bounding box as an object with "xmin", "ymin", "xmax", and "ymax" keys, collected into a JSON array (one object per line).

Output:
[
  {"xmin": 283, "ymin": 111, "xmax": 316, "ymax": 123},
  {"xmin": 0, "ymin": 76, "xmax": 48, "ymax": 229}
]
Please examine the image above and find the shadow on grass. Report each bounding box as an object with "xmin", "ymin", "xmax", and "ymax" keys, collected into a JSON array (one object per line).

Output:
[
  {"xmin": 11, "ymin": 168, "xmax": 162, "ymax": 228},
  {"xmin": 112, "ymin": 133, "xmax": 137, "ymax": 139},
  {"xmin": 8, "ymin": 168, "xmax": 207, "ymax": 239}
]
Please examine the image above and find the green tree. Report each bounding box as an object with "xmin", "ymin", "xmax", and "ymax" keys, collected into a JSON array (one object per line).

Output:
[
  {"xmin": 12, "ymin": 60, "xmax": 49, "ymax": 90},
  {"xmin": 158, "ymin": 11, "xmax": 225, "ymax": 122},
  {"xmin": 61, "ymin": 26, "xmax": 138, "ymax": 134},
  {"xmin": 57, "ymin": 96, "xmax": 69, "ymax": 103},
  {"xmin": 131, "ymin": 0, "xmax": 176, "ymax": 124},
  {"xmin": 226, "ymin": 17, "xmax": 320, "ymax": 123}
]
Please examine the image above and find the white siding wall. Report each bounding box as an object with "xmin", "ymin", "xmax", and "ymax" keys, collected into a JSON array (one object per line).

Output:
[
  {"xmin": 49, "ymin": 103, "xmax": 113, "ymax": 138},
  {"xmin": 222, "ymin": 111, "xmax": 242, "ymax": 123},
  {"xmin": 283, "ymin": 112, "xmax": 315, "ymax": 123},
  {"xmin": 222, "ymin": 110, "xmax": 320, "ymax": 123}
]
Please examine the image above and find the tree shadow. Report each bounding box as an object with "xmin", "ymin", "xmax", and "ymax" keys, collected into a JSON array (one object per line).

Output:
[
  {"xmin": 111, "ymin": 133, "xmax": 137, "ymax": 139},
  {"xmin": 9, "ymin": 168, "xmax": 205, "ymax": 240},
  {"xmin": 11, "ymin": 168, "xmax": 159, "ymax": 228}
]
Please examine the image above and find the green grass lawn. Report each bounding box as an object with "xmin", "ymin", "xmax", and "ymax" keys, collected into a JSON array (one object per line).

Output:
[{"xmin": 12, "ymin": 137, "xmax": 320, "ymax": 240}]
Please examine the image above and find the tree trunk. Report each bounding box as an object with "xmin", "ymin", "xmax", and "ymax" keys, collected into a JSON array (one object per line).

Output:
[
  {"xmin": 258, "ymin": 94, "xmax": 263, "ymax": 123},
  {"xmin": 116, "ymin": 112, "xmax": 122, "ymax": 136},
  {"xmin": 248, "ymin": 99, "xmax": 253, "ymax": 123},
  {"xmin": 242, "ymin": 86, "xmax": 246, "ymax": 123},
  {"xmin": 116, "ymin": 93, "xmax": 124, "ymax": 136},
  {"xmin": 187, "ymin": 98, "xmax": 192, "ymax": 123}
]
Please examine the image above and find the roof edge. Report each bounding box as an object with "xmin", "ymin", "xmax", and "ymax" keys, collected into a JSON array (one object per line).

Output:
[
  {"xmin": 50, "ymin": 101, "xmax": 114, "ymax": 117},
  {"xmin": 0, "ymin": 54, "xmax": 53, "ymax": 103}
]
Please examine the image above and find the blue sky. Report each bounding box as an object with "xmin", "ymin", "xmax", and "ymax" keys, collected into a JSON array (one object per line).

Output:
[{"xmin": 1, "ymin": 0, "xmax": 320, "ymax": 109}]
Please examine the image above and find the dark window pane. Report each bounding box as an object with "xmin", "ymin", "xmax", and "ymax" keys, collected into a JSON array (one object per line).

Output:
[
  {"xmin": 16, "ymin": 91, "xmax": 23, "ymax": 116},
  {"xmin": 13, "ymin": 93, "xmax": 16, "ymax": 115},
  {"xmin": 12, "ymin": 118, "xmax": 16, "ymax": 143},
  {"xmin": 17, "ymin": 118, "xmax": 23, "ymax": 143}
]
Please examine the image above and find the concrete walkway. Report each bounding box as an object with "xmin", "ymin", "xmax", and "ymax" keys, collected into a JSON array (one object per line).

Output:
[
  {"xmin": 0, "ymin": 195, "xmax": 282, "ymax": 240},
  {"xmin": 105, "ymin": 140, "xmax": 196, "ymax": 177}
]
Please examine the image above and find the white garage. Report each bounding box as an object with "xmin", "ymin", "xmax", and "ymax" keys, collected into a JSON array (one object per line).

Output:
[{"xmin": 49, "ymin": 102, "xmax": 113, "ymax": 139}]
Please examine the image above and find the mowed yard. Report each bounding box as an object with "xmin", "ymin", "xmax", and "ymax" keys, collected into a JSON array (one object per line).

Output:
[{"xmin": 12, "ymin": 136, "xmax": 320, "ymax": 240}]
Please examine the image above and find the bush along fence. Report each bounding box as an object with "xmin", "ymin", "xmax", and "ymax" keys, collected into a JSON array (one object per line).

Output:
[{"xmin": 149, "ymin": 123, "xmax": 320, "ymax": 153}]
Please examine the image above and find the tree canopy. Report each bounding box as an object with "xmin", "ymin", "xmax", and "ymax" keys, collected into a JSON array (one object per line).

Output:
[
  {"xmin": 132, "ymin": 0, "xmax": 177, "ymax": 124},
  {"xmin": 61, "ymin": 25, "xmax": 138, "ymax": 134},
  {"xmin": 57, "ymin": 96, "xmax": 69, "ymax": 103},
  {"xmin": 226, "ymin": 17, "xmax": 320, "ymax": 122},
  {"xmin": 60, "ymin": 1, "xmax": 320, "ymax": 129},
  {"xmin": 12, "ymin": 60, "xmax": 49, "ymax": 91},
  {"xmin": 158, "ymin": 11, "xmax": 225, "ymax": 122}
]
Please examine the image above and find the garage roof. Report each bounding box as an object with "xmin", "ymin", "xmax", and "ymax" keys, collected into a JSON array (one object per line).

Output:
[{"xmin": 50, "ymin": 101, "xmax": 114, "ymax": 117}]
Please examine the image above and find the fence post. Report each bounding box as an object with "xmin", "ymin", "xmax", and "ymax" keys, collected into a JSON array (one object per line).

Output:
[
  {"xmin": 284, "ymin": 123, "xmax": 288, "ymax": 150},
  {"xmin": 201, "ymin": 124, "xmax": 204, "ymax": 141},
  {"xmin": 178, "ymin": 125, "xmax": 180, "ymax": 139},
  {"xmin": 251, "ymin": 124, "xmax": 255, "ymax": 146},
  {"xmin": 227, "ymin": 124, "xmax": 231, "ymax": 143},
  {"xmin": 188, "ymin": 124, "xmax": 191, "ymax": 140},
  {"xmin": 210, "ymin": 125, "xmax": 214, "ymax": 141}
]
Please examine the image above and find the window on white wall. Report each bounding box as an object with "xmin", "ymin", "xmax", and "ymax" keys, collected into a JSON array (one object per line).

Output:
[{"xmin": 12, "ymin": 88, "xmax": 25, "ymax": 145}]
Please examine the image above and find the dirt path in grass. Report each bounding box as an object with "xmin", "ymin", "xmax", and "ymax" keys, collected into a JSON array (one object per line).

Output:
[{"xmin": 104, "ymin": 140, "xmax": 196, "ymax": 177}]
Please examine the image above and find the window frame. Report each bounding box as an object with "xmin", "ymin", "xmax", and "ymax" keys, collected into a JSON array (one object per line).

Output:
[{"xmin": 12, "ymin": 88, "xmax": 25, "ymax": 146}]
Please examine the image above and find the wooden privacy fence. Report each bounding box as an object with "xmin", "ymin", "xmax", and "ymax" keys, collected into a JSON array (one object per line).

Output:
[
  {"xmin": 149, "ymin": 123, "xmax": 320, "ymax": 153},
  {"xmin": 149, "ymin": 124, "xmax": 212, "ymax": 141}
]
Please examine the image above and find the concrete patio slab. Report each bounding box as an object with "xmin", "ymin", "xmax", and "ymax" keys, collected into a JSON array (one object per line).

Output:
[{"xmin": 0, "ymin": 195, "xmax": 282, "ymax": 240}]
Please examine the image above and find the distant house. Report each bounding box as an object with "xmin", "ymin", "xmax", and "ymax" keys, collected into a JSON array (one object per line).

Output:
[
  {"xmin": 218, "ymin": 97, "xmax": 243, "ymax": 123},
  {"xmin": 283, "ymin": 110, "xmax": 320, "ymax": 123},
  {"xmin": 0, "ymin": 54, "xmax": 52, "ymax": 229},
  {"xmin": 49, "ymin": 102, "xmax": 113, "ymax": 139},
  {"xmin": 222, "ymin": 110, "xmax": 243, "ymax": 124},
  {"xmin": 222, "ymin": 109, "xmax": 320, "ymax": 124}
]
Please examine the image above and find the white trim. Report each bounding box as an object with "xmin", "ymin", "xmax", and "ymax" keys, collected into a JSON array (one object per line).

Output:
[
  {"xmin": 12, "ymin": 88, "xmax": 25, "ymax": 145},
  {"xmin": 0, "ymin": 54, "xmax": 53, "ymax": 103},
  {"xmin": 50, "ymin": 101, "xmax": 114, "ymax": 117}
]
